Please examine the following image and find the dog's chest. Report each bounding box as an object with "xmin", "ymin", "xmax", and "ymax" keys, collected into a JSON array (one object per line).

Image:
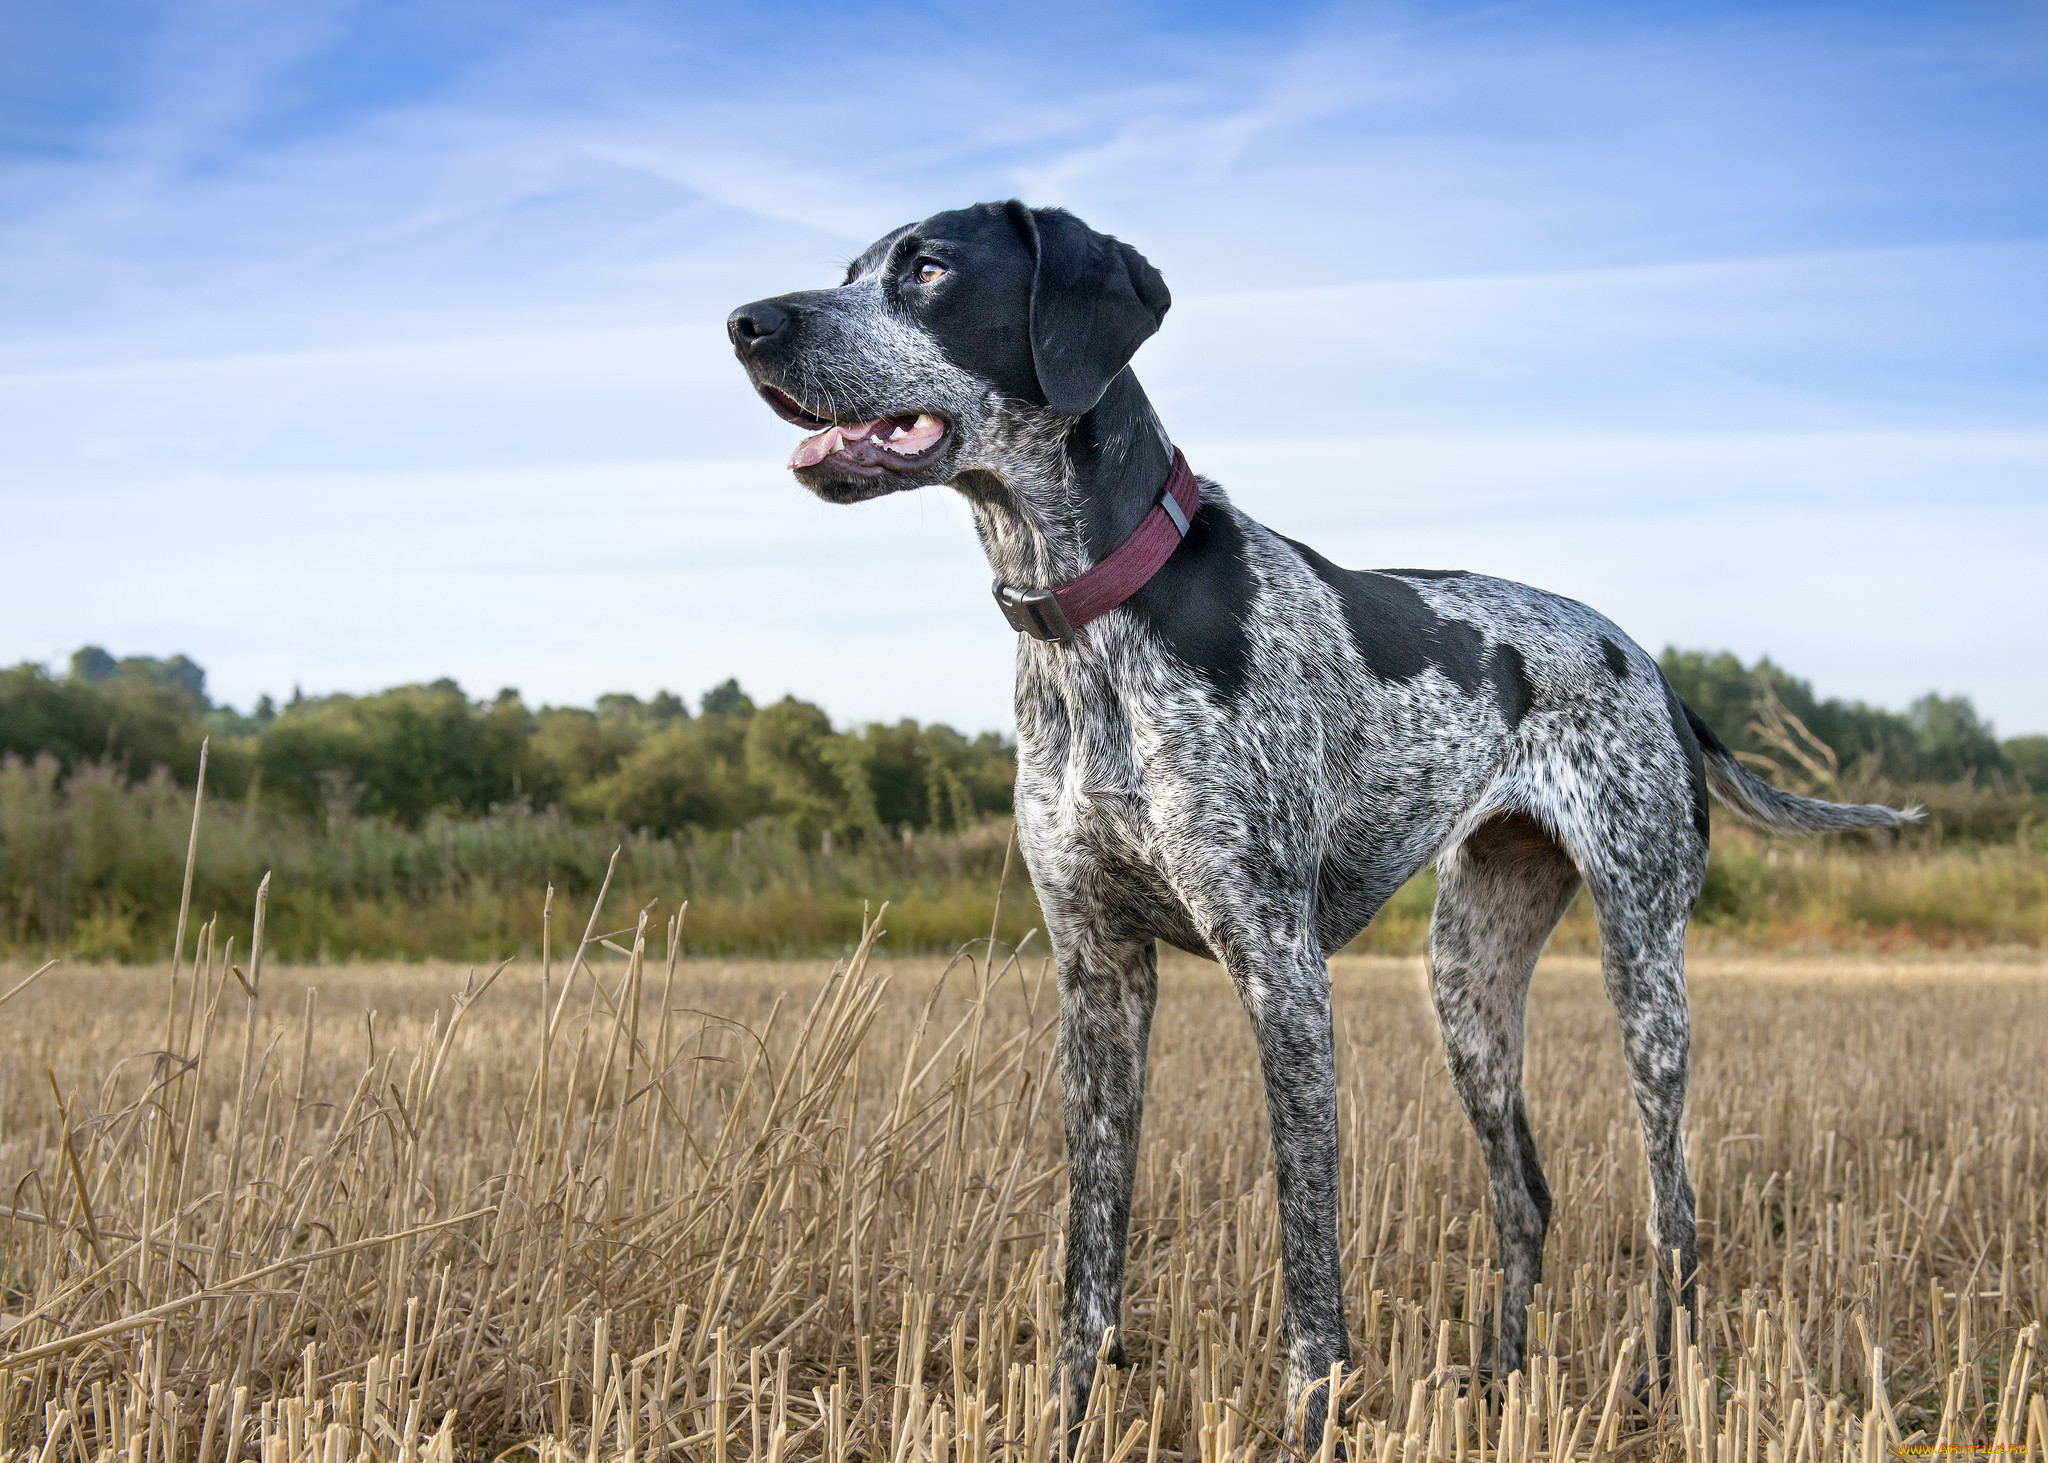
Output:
[
  {"xmin": 1015, "ymin": 763, "xmax": 1201, "ymax": 951},
  {"xmin": 1014, "ymin": 669, "xmax": 1147, "ymax": 843},
  {"xmin": 1010, "ymin": 654, "xmax": 1191, "ymax": 906}
]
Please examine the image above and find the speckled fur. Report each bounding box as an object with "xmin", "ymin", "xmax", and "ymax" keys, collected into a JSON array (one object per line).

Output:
[{"xmin": 729, "ymin": 208, "xmax": 1918, "ymax": 1455}]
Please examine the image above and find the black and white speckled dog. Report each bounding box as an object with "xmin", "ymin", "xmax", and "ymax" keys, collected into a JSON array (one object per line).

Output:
[{"xmin": 726, "ymin": 202, "xmax": 1916, "ymax": 1452}]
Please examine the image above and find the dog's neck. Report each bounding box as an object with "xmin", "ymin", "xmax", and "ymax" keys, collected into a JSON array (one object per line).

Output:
[{"xmin": 954, "ymin": 369, "xmax": 1174, "ymax": 590}]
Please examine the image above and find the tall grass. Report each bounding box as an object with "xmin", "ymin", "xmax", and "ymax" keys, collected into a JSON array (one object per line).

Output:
[
  {"xmin": 5, "ymin": 753, "xmax": 2048, "ymax": 963},
  {"xmin": 0, "ymin": 816, "xmax": 2040, "ymax": 1456},
  {"xmin": 0, "ymin": 754, "xmax": 1039, "ymax": 961}
]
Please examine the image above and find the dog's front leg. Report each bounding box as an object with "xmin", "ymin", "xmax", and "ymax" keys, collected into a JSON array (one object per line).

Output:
[
  {"xmin": 1229, "ymin": 942, "xmax": 1351, "ymax": 1453},
  {"xmin": 1052, "ymin": 932, "xmax": 1158, "ymax": 1437}
]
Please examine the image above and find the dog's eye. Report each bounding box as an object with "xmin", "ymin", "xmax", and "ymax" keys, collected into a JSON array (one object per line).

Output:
[{"xmin": 914, "ymin": 259, "xmax": 947, "ymax": 285}]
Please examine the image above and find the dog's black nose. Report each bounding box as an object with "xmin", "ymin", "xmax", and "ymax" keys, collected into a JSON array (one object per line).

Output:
[{"xmin": 727, "ymin": 301, "xmax": 788, "ymax": 351}]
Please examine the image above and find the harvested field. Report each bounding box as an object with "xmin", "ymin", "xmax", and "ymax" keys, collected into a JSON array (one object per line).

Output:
[{"xmin": 0, "ymin": 894, "xmax": 2041, "ymax": 1461}]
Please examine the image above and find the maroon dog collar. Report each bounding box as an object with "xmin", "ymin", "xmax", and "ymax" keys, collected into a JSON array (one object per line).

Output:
[{"xmin": 993, "ymin": 448, "xmax": 1199, "ymax": 643}]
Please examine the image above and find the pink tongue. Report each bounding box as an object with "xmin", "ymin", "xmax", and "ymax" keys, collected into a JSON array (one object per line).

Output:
[
  {"xmin": 885, "ymin": 415, "xmax": 945, "ymax": 455},
  {"xmin": 789, "ymin": 415, "xmax": 947, "ymax": 468},
  {"xmin": 789, "ymin": 418, "xmax": 879, "ymax": 469}
]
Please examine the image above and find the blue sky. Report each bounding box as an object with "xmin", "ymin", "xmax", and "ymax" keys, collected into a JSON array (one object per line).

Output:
[{"xmin": 3, "ymin": 0, "xmax": 2045, "ymax": 735}]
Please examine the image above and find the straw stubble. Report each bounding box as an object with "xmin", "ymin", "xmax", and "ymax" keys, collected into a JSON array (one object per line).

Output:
[{"xmin": 0, "ymin": 872, "xmax": 2040, "ymax": 1460}]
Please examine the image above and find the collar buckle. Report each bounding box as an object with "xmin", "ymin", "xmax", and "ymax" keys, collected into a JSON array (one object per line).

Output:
[{"xmin": 992, "ymin": 581, "xmax": 1076, "ymax": 643}]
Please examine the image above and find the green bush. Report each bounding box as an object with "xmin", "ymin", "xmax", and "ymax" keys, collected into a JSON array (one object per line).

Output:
[{"xmin": 0, "ymin": 753, "xmax": 1040, "ymax": 962}]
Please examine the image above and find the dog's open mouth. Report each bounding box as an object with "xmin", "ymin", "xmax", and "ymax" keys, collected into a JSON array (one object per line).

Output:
[{"xmin": 758, "ymin": 385, "xmax": 948, "ymax": 475}]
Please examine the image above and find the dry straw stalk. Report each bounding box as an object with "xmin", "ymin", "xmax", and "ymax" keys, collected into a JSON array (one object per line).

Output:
[{"xmin": 0, "ymin": 779, "xmax": 2041, "ymax": 1460}]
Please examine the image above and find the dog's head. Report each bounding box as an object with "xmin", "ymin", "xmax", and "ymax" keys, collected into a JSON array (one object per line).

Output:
[{"xmin": 727, "ymin": 202, "xmax": 1170, "ymax": 503}]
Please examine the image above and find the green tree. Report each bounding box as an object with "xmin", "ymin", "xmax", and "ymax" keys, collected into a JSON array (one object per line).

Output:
[
  {"xmin": 0, "ymin": 662, "xmax": 208, "ymax": 786},
  {"xmin": 1906, "ymin": 694, "xmax": 2004, "ymax": 783},
  {"xmin": 70, "ymin": 645, "xmax": 210, "ymax": 708},
  {"xmin": 584, "ymin": 720, "xmax": 758, "ymax": 835},
  {"xmin": 744, "ymin": 698, "xmax": 844, "ymax": 831},
  {"xmin": 857, "ymin": 721, "xmax": 933, "ymax": 829},
  {"xmin": 919, "ymin": 724, "xmax": 981, "ymax": 833},
  {"xmin": 1660, "ymin": 647, "xmax": 1940, "ymax": 782},
  {"xmin": 258, "ymin": 682, "xmax": 531, "ymax": 825},
  {"xmin": 700, "ymin": 678, "xmax": 755, "ymax": 719},
  {"xmin": 122, "ymin": 653, "xmax": 207, "ymax": 704},
  {"xmin": 70, "ymin": 646, "xmax": 117, "ymax": 683},
  {"xmin": 958, "ymin": 730, "xmax": 1017, "ymax": 815},
  {"xmin": 594, "ymin": 691, "xmax": 691, "ymax": 728},
  {"xmin": 206, "ymin": 693, "xmax": 278, "ymax": 739},
  {"xmin": 527, "ymin": 709, "xmax": 637, "ymax": 806},
  {"xmin": 2004, "ymin": 736, "xmax": 2048, "ymax": 795}
]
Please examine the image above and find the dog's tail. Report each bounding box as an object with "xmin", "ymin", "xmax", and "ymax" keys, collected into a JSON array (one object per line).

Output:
[{"xmin": 1680, "ymin": 700, "xmax": 1923, "ymax": 834}]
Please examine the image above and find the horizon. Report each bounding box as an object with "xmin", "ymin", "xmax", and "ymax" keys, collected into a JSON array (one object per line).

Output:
[
  {"xmin": 5, "ymin": 1, "xmax": 2045, "ymax": 734},
  {"xmin": 20, "ymin": 640, "xmax": 2033, "ymax": 769}
]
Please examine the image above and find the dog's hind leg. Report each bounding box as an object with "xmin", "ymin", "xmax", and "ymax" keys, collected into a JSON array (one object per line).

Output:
[
  {"xmin": 1587, "ymin": 884, "xmax": 1700, "ymax": 1391},
  {"xmin": 1429, "ymin": 810, "xmax": 1583, "ymax": 1378},
  {"xmin": 1052, "ymin": 932, "xmax": 1159, "ymax": 1431},
  {"xmin": 1555, "ymin": 748, "xmax": 1707, "ymax": 1393}
]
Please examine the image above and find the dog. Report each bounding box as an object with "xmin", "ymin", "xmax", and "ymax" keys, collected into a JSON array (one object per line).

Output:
[{"xmin": 726, "ymin": 202, "xmax": 1916, "ymax": 1452}]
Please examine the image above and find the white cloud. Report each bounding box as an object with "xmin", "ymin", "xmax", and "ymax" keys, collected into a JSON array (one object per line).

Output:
[{"xmin": 3, "ymin": 0, "xmax": 2043, "ymax": 738}]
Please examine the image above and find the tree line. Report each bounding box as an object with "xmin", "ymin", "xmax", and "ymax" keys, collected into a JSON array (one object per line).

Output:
[
  {"xmin": 0, "ymin": 649, "xmax": 1015, "ymax": 842},
  {"xmin": 1657, "ymin": 649, "xmax": 2045, "ymax": 793},
  {"xmin": 1, "ymin": 644, "xmax": 2042, "ymax": 848}
]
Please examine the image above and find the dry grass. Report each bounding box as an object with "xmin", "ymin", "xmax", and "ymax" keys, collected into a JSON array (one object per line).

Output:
[{"xmin": 0, "ymin": 854, "xmax": 2042, "ymax": 1463}]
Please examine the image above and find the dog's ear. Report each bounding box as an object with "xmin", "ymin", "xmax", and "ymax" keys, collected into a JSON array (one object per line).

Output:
[{"xmin": 1004, "ymin": 202, "xmax": 1170, "ymax": 416}]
